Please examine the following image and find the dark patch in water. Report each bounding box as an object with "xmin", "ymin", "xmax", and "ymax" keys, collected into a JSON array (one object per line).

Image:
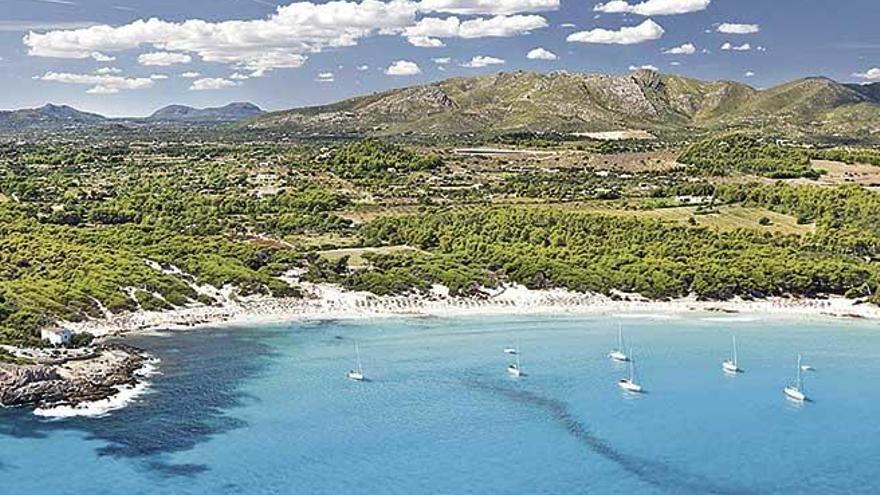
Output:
[
  {"xmin": 146, "ymin": 461, "xmax": 210, "ymax": 478},
  {"xmin": 0, "ymin": 327, "xmax": 280, "ymax": 479},
  {"xmin": 465, "ymin": 377, "xmax": 758, "ymax": 495}
]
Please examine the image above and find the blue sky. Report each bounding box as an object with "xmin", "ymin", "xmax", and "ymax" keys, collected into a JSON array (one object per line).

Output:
[{"xmin": 2, "ymin": 0, "xmax": 879, "ymax": 116}]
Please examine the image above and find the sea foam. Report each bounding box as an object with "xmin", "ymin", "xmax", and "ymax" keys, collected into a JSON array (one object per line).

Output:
[{"xmin": 33, "ymin": 359, "xmax": 159, "ymax": 419}]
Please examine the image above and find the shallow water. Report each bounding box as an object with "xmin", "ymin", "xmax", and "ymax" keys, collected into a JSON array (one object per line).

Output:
[{"xmin": 1, "ymin": 313, "xmax": 879, "ymax": 494}]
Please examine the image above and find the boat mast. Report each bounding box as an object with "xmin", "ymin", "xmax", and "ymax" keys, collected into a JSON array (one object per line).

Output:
[
  {"xmin": 628, "ymin": 349, "xmax": 635, "ymax": 381},
  {"xmin": 796, "ymin": 353, "xmax": 803, "ymax": 391},
  {"xmin": 355, "ymin": 343, "xmax": 362, "ymax": 372},
  {"xmin": 732, "ymin": 335, "xmax": 738, "ymax": 367}
]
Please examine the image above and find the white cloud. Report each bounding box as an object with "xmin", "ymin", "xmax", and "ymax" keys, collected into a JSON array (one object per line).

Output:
[
  {"xmin": 662, "ymin": 42, "xmax": 695, "ymax": 55},
  {"xmin": 357, "ymin": 65, "xmax": 370, "ymax": 71},
  {"xmin": 854, "ymin": 68, "xmax": 880, "ymax": 81},
  {"xmin": 137, "ymin": 51, "xmax": 192, "ymax": 66},
  {"xmin": 629, "ymin": 64, "xmax": 659, "ymax": 71},
  {"xmin": 229, "ymin": 72, "xmax": 251, "ymax": 80},
  {"xmin": 150, "ymin": 74, "xmax": 168, "ymax": 80},
  {"xmin": 316, "ymin": 71, "xmax": 335, "ymax": 82},
  {"xmin": 560, "ymin": 22, "xmax": 576, "ymax": 28},
  {"xmin": 190, "ymin": 77, "xmax": 239, "ymax": 91},
  {"xmin": 567, "ymin": 19, "xmax": 664, "ymax": 45},
  {"xmin": 36, "ymin": 70, "xmax": 156, "ymax": 94},
  {"xmin": 405, "ymin": 14, "xmax": 547, "ymax": 46},
  {"xmin": 95, "ymin": 66, "xmax": 122, "ymax": 75},
  {"xmin": 408, "ymin": 36, "xmax": 446, "ymax": 47},
  {"xmin": 90, "ymin": 51, "xmax": 115, "ymax": 62},
  {"xmin": 180, "ymin": 71, "xmax": 201, "ymax": 78},
  {"xmin": 24, "ymin": 1, "xmax": 420, "ymax": 75},
  {"xmin": 717, "ymin": 23, "xmax": 759, "ymax": 34},
  {"xmin": 418, "ymin": 0, "xmax": 559, "ymax": 15},
  {"xmin": 594, "ymin": 0, "xmax": 709, "ymax": 16},
  {"xmin": 745, "ymin": 71, "xmax": 755, "ymax": 77},
  {"xmin": 527, "ymin": 47, "xmax": 557, "ymax": 60},
  {"xmin": 669, "ymin": 61, "xmax": 681, "ymax": 66},
  {"xmin": 432, "ymin": 57, "xmax": 451, "ymax": 64},
  {"xmin": 385, "ymin": 60, "xmax": 422, "ymax": 75},
  {"xmin": 461, "ymin": 55, "xmax": 505, "ymax": 67},
  {"xmin": 721, "ymin": 42, "xmax": 751, "ymax": 51}
]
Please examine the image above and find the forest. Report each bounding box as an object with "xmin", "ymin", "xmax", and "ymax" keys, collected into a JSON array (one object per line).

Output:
[{"xmin": 1, "ymin": 135, "xmax": 879, "ymax": 350}]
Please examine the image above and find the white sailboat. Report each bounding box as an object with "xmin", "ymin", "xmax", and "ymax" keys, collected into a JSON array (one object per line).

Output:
[
  {"xmin": 608, "ymin": 324, "xmax": 629, "ymax": 362},
  {"xmin": 618, "ymin": 350, "xmax": 643, "ymax": 393},
  {"xmin": 783, "ymin": 354, "xmax": 808, "ymax": 402},
  {"xmin": 507, "ymin": 349, "xmax": 523, "ymax": 377},
  {"xmin": 347, "ymin": 342, "xmax": 365, "ymax": 381},
  {"xmin": 722, "ymin": 335, "xmax": 742, "ymax": 374},
  {"xmin": 503, "ymin": 347, "xmax": 518, "ymax": 355}
]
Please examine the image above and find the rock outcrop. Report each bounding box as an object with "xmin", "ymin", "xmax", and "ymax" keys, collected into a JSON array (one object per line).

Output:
[{"xmin": 0, "ymin": 344, "xmax": 148, "ymax": 408}]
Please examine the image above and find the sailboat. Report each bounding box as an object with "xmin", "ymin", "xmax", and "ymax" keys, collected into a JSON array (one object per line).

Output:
[
  {"xmin": 608, "ymin": 324, "xmax": 629, "ymax": 362},
  {"xmin": 507, "ymin": 349, "xmax": 523, "ymax": 377},
  {"xmin": 347, "ymin": 342, "xmax": 365, "ymax": 381},
  {"xmin": 783, "ymin": 354, "xmax": 808, "ymax": 402},
  {"xmin": 503, "ymin": 346, "xmax": 518, "ymax": 355},
  {"xmin": 722, "ymin": 335, "xmax": 743, "ymax": 374},
  {"xmin": 618, "ymin": 349, "xmax": 643, "ymax": 393}
]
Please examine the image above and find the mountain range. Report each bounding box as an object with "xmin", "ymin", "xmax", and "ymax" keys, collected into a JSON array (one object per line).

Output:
[
  {"xmin": 245, "ymin": 70, "xmax": 880, "ymax": 141},
  {"xmin": 3, "ymin": 71, "xmax": 880, "ymax": 141},
  {"xmin": 0, "ymin": 102, "xmax": 264, "ymax": 132},
  {"xmin": 146, "ymin": 102, "xmax": 264, "ymax": 123}
]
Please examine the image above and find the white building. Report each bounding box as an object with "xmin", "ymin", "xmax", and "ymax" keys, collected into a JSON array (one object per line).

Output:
[{"xmin": 41, "ymin": 327, "xmax": 73, "ymax": 346}]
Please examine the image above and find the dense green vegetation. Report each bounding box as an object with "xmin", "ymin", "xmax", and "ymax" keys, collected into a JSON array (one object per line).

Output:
[
  {"xmin": 354, "ymin": 208, "xmax": 879, "ymax": 301},
  {"xmin": 327, "ymin": 139, "xmax": 442, "ymax": 179},
  {"xmin": 0, "ymin": 142, "xmax": 347, "ymax": 345},
  {"xmin": 2, "ymin": 134, "xmax": 880, "ymax": 348},
  {"xmin": 809, "ymin": 147, "xmax": 880, "ymax": 166},
  {"xmin": 679, "ymin": 133, "xmax": 818, "ymax": 179},
  {"xmin": 495, "ymin": 168, "xmax": 698, "ymax": 202}
]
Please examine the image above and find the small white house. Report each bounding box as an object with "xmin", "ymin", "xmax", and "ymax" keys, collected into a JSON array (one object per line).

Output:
[{"xmin": 41, "ymin": 327, "xmax": 73, "ymax": 346}]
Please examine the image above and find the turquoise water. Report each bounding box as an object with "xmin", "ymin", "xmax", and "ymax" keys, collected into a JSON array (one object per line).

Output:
[{"xmin": 2, "ymin": 314, "xmax": 879, "ymax": 494}]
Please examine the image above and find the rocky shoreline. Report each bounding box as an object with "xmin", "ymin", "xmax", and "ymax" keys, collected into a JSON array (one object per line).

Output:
[{"xmin": 0, "ymin": 344, "xmax": 150, "ymax": 410}]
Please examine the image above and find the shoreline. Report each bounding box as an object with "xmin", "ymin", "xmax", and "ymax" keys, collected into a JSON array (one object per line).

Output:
[
  {"xmin": 65, "ymin": 283, "xmax": 880, "ymax": 338},
  {"xmin": 0, "ymin": 344, "xmax": 152, "ymax": 416},
  {"xmin": 7, "ymin": 283, "xmax": 876, "ymax": 418}
]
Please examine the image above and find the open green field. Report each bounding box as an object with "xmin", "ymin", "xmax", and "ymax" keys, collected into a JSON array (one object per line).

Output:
[{"xmin": 558, "ymin": 204, "xmax": 814, "ymax": 235}]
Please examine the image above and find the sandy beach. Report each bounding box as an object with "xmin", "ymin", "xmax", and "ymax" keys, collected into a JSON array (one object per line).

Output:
[{"xmin": 63, "ymin": 282, "xmax": 880, "ymax": 338}]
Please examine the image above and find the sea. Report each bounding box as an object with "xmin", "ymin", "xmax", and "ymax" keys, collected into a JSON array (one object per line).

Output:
[{"xmin": 1, "ymin": 313, "xmax": 878, "ymax": 495}]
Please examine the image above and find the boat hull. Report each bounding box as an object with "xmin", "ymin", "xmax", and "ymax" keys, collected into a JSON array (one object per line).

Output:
[
  {"xmin": 784, "ymin": 386, "xmax": 806, "ymax": 401},
  {"xmin": 347, "ymin": 371, "xmax": 365, "ymax": 381},
  {"xmin": 618, "ymin": 379, "xmax": 643, "ymax": 393},
  {"xmin": 609, "ymin": 351, "xmax": 629, "ymax": 362},
  {"xmin": 722, "ymin": 361, "xmax": 741, "ymax": 374}
]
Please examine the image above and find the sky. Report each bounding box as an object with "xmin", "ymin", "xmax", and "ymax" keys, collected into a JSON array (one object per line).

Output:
[{"xmin": 1, "ymin": 0, "xmax": 879, "ymax": 116}]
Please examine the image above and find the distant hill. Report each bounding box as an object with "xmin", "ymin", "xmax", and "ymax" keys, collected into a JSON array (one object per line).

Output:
[
  {"xmin": 147, "ymin": 102, "xmax": 264, "ymax": 123},
  {"xmin": 244, "ymin": 71, "xmax": 880, "ymax": 141},
  {"xmin": 847, "ymin": 82, "xmax": 880, "ymax": 102},
  {"xmin": 0, "ymin": 104, "xmax": 106, "ymax": 131}
]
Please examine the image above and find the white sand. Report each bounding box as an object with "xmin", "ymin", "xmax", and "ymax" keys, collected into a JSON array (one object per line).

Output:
[{"xmin": 63, "ymin": 282, "xmax": 880, "ymax": 338}]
